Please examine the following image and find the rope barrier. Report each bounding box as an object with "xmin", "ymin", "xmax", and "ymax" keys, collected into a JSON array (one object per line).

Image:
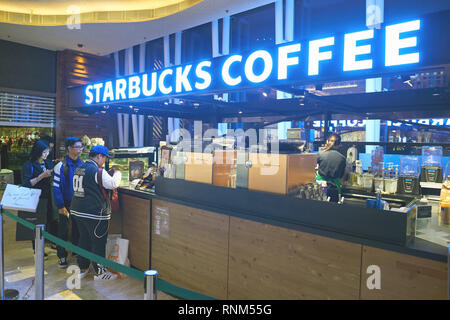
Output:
[{"xmin": 1, "ymin": 208, "xmax": 217, "ymax": 300}]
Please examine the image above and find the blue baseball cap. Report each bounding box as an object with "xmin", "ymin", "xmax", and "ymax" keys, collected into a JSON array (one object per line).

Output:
[{"xmin": 90, "ymin": 145, "xmax": 111, "ymax": 158}]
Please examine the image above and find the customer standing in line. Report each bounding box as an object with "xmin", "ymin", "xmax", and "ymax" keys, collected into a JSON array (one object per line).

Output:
[
  {"xmin": 20, "ymin": 140, "xmax": 54, "ymax": 258},
  {"xmin": 316, "ymin": 133, "xmax": 347, "ymax": 203},
  {"xmin": 53, "ymin": 137, "xmax": 83, "ymax": 268},
  {"xmin": 39, "ymin": 135, "xmax": 59, "ymax": 248},
  {"xmin": 70, "ymin": 145, "xmax": 121, "ymax": 280}
]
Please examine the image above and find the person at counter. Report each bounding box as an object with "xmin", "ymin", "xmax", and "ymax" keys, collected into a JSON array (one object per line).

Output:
[
  {"xmin": 53, "ymin": 137, "xmax": 83, "ymax": 268},
  {"xmin": 316, "ymin": 133, "xmax": 346, "ymax": 203},
  {"xmin": 20, "ymin": 140, "xmax": 54, "ymax": 257},
  {"xmin": 70, "ymin": 145, "xmax": 121, "ymax": 281}
]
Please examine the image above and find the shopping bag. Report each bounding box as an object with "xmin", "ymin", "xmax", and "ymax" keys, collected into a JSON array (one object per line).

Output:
[{"xmin": 106, "ymin": 235, "xmax": 129, "ymax": 279}]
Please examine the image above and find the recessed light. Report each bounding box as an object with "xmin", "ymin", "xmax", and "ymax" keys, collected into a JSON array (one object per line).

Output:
[
  {"xmin": 262, "ymin": 92, "xmax": 268, "ymax": 97},
  {"xmin": 238, "ymin": 110, "xmax": 243, "ymax": 114},
  {"xmin": 164, "ymin": 101, "xmax": 169, "ymax": 105}
]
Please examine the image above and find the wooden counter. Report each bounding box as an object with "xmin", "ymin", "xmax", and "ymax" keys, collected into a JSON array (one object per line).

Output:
[
  {"xmin": 118, "ymin": 182, "xmax": 448, "ymax": 300},
  {"xmin": 360, "ymin": 246, "xmax": 448, "ymax": 299},
  {"xmin": 228, "ymin": 217, "xmax": 362, "ymax": 299},
  {"xmin": 113, "ymin": 189, "xmax": 151, "ymax": 271}
]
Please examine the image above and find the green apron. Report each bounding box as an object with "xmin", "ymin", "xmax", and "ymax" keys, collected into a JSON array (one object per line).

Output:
[{"xmin": 316, "ymin": 173, "xmax": 342, "ymax": 195}]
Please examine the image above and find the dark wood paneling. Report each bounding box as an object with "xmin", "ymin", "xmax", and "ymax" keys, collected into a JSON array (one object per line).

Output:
[{"xmin": 55, "ymin": 50, "xmax": 114, "ymax": 158}]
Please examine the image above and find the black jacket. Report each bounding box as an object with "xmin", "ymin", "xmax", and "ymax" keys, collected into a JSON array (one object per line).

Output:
[
  {"xmin": 317, "ymin": 149, "xmax": 346, "ymax": 181},
  {"xmin": 22, "ymin": 159, "xmax": 54, "ymax": 199},
  {"xmin": 70, "ymin": 159, "xmax": 111, "ymax": 220}
]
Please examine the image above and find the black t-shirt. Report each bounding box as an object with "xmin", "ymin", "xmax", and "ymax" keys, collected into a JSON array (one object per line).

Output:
[
  {"xmin": 22, "ymin": 159, "xmax": 54, "ymax": 199},
  {"xmin": 317, "ymin": 149, "xmax": 347, "ymax": 181}
]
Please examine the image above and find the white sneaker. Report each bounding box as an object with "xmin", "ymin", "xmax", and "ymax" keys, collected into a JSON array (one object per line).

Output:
[{"xmin": 94, "ymin": 266, "xmax": 118, "ymax": 281}]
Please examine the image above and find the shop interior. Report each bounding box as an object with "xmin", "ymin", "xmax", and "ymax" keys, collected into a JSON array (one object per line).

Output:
[{"xmin": 66, "ymin": 66, "xmax": 450, "ymax": 251}]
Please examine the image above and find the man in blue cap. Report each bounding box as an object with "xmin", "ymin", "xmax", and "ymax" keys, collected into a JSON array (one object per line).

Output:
[{"xmin": 70, "ymin": 145, "xmax": 122, "ymax": 280}]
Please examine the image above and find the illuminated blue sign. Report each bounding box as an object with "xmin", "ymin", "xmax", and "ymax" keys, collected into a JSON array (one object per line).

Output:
[{"xmin": 81, "ymin": 17, "xmax": 429, "ymax": 106}]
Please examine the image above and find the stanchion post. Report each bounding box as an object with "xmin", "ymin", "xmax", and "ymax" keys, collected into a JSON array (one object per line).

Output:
[
  {"xmin": 34, "ymin": 224, "xmax": 45, "ymax": 300},
  {"xmin": 0, "ymin": 205, "xmax": 4, "ymax": 300},
  {"xmin": 144, "ymin": 270, "xmax": 158, "ymax": 300}
]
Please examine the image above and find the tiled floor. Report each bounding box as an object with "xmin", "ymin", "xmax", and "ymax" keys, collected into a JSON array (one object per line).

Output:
[{"xmin": 1, "ymin": 209, "xmax": 177, "ymax": 300}]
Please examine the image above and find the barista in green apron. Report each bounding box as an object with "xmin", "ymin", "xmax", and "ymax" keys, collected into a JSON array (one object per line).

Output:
[
  {"xmin": 316, "ymin": 173, "xmax": 342, "ymax": 200},
  {"xmin": 316, "ymin": 133, "xmax": 346, "ymax": 203}
]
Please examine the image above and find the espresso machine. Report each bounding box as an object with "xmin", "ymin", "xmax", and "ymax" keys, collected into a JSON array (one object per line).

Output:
[
  {"xmin": 398, "ymin": 156, "xmax": 421, "ymax": 195},
  {"xmin": 420, "ymin": 146, "xmax": 443, "ymax": 183}
]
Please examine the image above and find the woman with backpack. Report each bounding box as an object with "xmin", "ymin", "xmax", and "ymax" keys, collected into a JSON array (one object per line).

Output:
[{"xmin": 18, "ymin": 140, "xmax": 55, "ymax": 258}]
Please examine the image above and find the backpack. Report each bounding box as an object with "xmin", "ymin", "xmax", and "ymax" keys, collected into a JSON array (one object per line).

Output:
[
  {"xmin": 97, "ymin": 168, "xmax": 120, "ymax": 213},
  {"xmin": 60, "ymin": 158, "xmax": 70, "ymax": 185}
]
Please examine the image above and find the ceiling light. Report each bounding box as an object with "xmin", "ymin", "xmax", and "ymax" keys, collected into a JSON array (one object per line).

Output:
[
  {"xmin": 164, "ymin": 101, "xmax": 169, "ymax": 105},
  {"xmin": 262, "ymin": 92, "xmax": 268, "ymax": 97},
  {"xmin": 238, "ymin": 110, "xmax": 243, "ymax": 114},
  {"xmin": 0, "ymin": 1, "xmax": 203, "ymax": 26},
  {"xmin": 193, "ymin": 103, "xmax": 200, "ymax": 107}
]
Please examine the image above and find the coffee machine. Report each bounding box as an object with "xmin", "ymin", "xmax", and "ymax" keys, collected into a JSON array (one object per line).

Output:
[
  {"xmin": 420, "ymin": 146, "xmax": 443, "ymax": 183},
  {"xmin": 398, "ymin": 156, "xmax": 421, "ymax": 195}
]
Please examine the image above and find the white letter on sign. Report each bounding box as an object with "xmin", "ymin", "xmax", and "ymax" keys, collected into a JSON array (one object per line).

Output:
[
  {"xmin": 278, "ymin": 43, "xmax": 301, "ymax": 80},
  {"xmin": 385, "ymin": 20, "xmax": 420, "ymax": 66},
  {"xmin": 195, "ymin": 61, "xmax": 212, "ymax": 90},
  {"xmin": 128, "ymin": 76, "xmax": 141, "ymax": 99},
  {"xmin": 244, "ymin": 50, "xmax": 273, "ymax": 83},
  {"xmin": 176, "ymin": 65, "xmax": 193, "ymax": 93},
  {"xmin": 308, "ymin": 37, "xmax": 335, "ymax": 76},
  {"xmin": 344, "ymin": 29, "xmax": 374, "ymax": 71},
  {"xmin": 222, "ymin": 55, "xmax": 242, "ymax": 86},
  {"xmin": 159, "ymin": 69, "xmax": 173, "ymax": 95},
  {"xmin": 85, "ymin": 85, "xmax": 93, "ymax": 104}
]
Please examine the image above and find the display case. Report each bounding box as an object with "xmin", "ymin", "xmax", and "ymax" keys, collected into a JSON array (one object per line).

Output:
[{"xmin": 106, "ymin": 147, "xmax": 157, "ymax": 188}]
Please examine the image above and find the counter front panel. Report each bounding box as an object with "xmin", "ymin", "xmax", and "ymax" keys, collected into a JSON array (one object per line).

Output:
[{"xmin": 151, "ymin": 199, "xmax": 229, "ymax": 300}]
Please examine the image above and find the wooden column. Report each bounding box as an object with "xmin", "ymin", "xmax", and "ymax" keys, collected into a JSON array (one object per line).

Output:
[{"xmin": 55, "ymin": 50, "xmax": 115, "ymax": 158}]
